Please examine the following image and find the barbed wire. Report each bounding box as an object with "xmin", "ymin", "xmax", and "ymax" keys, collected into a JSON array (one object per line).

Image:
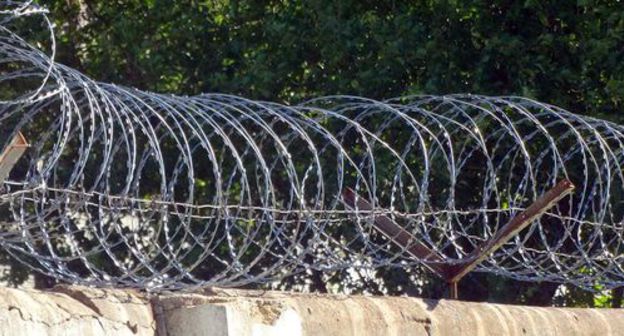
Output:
[{"xmin": 0, "ymin": 2, "xmax": 623, "ymax": 291}]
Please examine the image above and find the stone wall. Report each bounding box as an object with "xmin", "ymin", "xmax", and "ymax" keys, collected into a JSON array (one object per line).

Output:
[
  {"xmin": 0, "ymin": 286, "xmax": 153, "ymax": 336},
  {"xmin": 0, "ymin": 286, "xmax": 621, "ymax": 335}
]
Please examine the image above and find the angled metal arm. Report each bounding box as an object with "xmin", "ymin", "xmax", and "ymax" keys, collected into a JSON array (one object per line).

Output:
[
  {"xmin": 445, "ymin": 179, "xmax": 575, "ymax": 284},
  {"xmin": 0, "ymin": 132, "xmax": 29, "ymax": 186},
  {"xmin": 343, "ymin": 179, "xmax": 575, "ymax": 300},
  {"xmin": 342, "ymin": 188, "xmax": 448, "ymax": 277}
]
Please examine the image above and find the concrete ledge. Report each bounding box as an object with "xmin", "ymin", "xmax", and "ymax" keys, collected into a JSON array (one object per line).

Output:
[
  {"xmin": 0, "ymin": 286, "xmax": 622, "ymax": 335},
  {"xmin": 157, "ymin": 289, "xmax": 624, "ymax": 336},
  {"xmin": 0, "ymin": 286, "xmax": 155, "ymax": 336}
]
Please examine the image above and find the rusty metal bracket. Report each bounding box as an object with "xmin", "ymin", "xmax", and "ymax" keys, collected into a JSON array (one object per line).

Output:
[
  {"xmin": 343, "ymin": 188, "xmax": 448, "ymax": 277},
  {"xmin": 443, "ymin": 180, "xmax": 575, "ymax": 289},
  {"xmin": 0, "ymin": 132, "xmax": 29, "ymax": 186},
  {"xmin": 343, "ymin": 179, "xmax": 575, "ymax": 300}
]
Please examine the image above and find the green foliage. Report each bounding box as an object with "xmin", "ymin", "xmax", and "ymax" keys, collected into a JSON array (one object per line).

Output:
[
  {"xmin": 43, "ymin": 0, "xmax": 624, "ymax": 123},
  {"xmin": 14, "ymin": 0, "xmax": 624, "ymax": 305}
]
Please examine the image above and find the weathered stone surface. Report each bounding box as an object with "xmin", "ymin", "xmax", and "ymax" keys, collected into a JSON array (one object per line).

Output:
[
  {"xmin": 0, "ymin": 286, "xmax": 155, "ymax": 336},
  {"xmin": 157, "ymin": 288, "xmax": 624, "ymax": 336},
  {"xmin": 0, "ymin": 286, "xmax": 623, "ymax": 335}
]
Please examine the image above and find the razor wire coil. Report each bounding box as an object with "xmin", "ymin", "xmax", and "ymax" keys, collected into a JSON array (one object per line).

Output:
[{"xmin": 0, "ymin": 2, "xmax": 623, "ymax": 291}]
